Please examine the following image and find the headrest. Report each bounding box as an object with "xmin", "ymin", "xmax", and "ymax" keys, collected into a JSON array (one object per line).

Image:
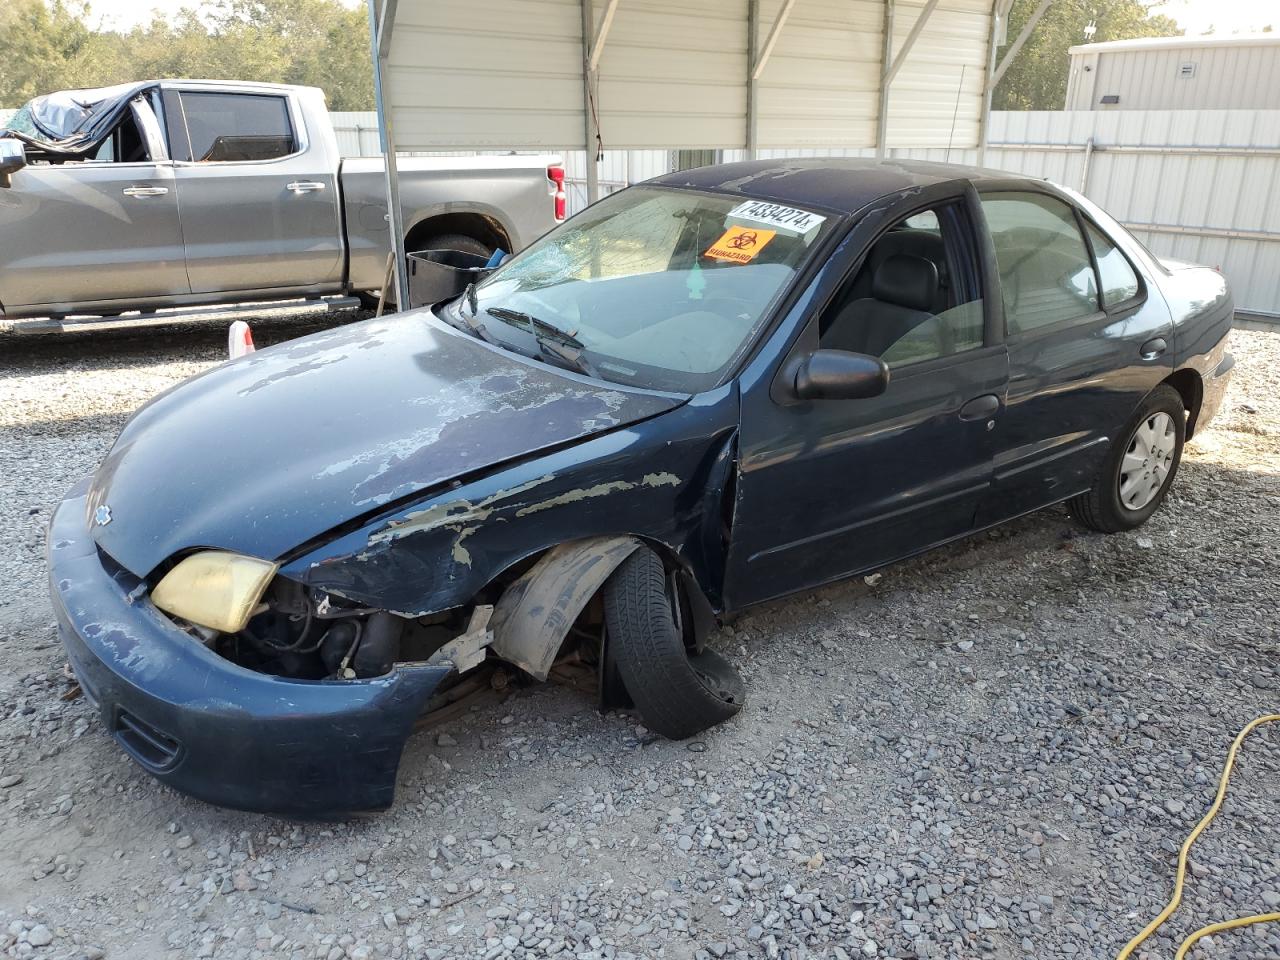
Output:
[{"xmin": 871, "ymin": 254, "xmax": 939, "ymax": 313}]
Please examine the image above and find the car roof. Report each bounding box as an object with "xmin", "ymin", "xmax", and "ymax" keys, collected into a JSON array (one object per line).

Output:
[{"xmin": 647, "ymin": 157, "xmax": 1037, "ymax": 216}]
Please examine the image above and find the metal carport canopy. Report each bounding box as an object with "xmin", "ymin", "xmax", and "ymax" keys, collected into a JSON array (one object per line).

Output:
[{"xmin": 366, "ymin": 0, "xmax": 1044, "ymax": 304}]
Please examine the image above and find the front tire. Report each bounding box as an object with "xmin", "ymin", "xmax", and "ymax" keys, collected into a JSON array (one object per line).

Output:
[
  {"xmin": 603, "ymin": 548, "xmax": 744, "ymax": 740},
  {"xmin": 1069, "ymin": 383, "xmax": 1185, "ymax": 533}
]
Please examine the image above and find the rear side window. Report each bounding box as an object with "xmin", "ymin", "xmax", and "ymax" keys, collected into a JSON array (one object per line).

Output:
[
  {"xmin": 173, "ymin": 92, "xmax": 296, "ymax": 163},
  {"xmin": 980, "ymin": 192, "xmax": 1099, "ymax": 335},
  {"xmin": 1085, "ymin": 222, "xmax": 1141, "ymax": 307}
]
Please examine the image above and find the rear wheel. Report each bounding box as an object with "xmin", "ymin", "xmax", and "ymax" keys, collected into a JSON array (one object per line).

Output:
[
  {"xmin": 1069, "ymin": 384, "xmax": 1185, "ymax": 533},
  {"xmin": 602, "ymin": 548, "xmax": 744, "ymax": 740}
]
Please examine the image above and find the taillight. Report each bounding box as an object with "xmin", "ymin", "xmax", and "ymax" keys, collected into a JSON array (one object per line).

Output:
[{"xmin": 547, "ymin": 164, "xmax": 566, "ymax": 221}]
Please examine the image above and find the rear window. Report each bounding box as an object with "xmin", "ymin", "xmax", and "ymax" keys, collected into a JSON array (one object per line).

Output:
[
  {"xmin": 1085, "ymin": 221, "xmax": 1142, "ymax": 307},
  {"xmin": 174, "ymin": 92, "xmax": 296, "ymax": 163}
]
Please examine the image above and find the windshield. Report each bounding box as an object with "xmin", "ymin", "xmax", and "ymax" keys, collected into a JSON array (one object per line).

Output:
[{"xmin": 446, "ymin": 186, "xmax": 833, "ymax": 392}]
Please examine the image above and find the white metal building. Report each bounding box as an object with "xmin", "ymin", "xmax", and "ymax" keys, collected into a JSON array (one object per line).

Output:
[
  {"xmin": 1065, "ymin": 34, "xmax": 1280, "ymax": 112},
  {"xmin": 366, "ymin": 0, "xmax": 1049, "ymax": 302}
]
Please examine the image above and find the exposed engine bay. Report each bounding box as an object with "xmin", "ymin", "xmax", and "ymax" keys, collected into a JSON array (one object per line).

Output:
[{"xmin": 212, "ymin": 577, "xmax": 491, "ymax": 681}]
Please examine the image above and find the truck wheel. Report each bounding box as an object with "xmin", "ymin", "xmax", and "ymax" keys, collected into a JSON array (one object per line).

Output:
[
  {"xmin": 419, "ymin": 233, "xmax": 492, "ymax": 258},
  {"xmin": 602, "ymin": 547, "xmax": 744, "ymax": 740},
  {"xmin": 1069, "ymin": 384, "xmax": 1185, "ymax": 533}
]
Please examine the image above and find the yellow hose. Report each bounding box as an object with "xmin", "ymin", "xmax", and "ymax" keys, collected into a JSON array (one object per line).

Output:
[{"xmin": 1116, "ymin": 714, "xmax": 1280, "ymax": 960}]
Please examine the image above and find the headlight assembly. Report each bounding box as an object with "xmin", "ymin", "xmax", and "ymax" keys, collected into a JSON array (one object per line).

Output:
[{"xmin": 151, "ymin": 551, "xmax": 279, "ymax": 634}]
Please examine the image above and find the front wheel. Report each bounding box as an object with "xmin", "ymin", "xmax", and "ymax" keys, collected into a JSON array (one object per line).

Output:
[
  {"xmin": 602, "ymin": 548, "xmax": 744, "ymax": 740},
  {"xmin": 1069, "ymin": 383, "xmax": 1186, "ymax": 533}
]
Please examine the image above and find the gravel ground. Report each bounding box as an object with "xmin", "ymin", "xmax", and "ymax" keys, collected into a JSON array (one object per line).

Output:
[{"xmin": 0, "ymin": 315, "xmax": 1278, "ymax": 960}]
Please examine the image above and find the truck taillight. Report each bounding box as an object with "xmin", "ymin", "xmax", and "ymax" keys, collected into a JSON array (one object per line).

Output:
[{"xmin": 547, "ymin": 165, "xmax": 566, "ymax": 221}]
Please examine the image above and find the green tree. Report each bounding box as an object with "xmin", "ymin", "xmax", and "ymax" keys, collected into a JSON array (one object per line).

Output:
[
  {"xmin": 993, "ymin": 0, "xmax": 1182, "ymax": 110},
  {"xmin": 0, "ymin": 0, "xmax": 95, "ymax": 106},
  {"xmin": 0, "ymin": 0, "xmax": 373, "ymax": 111}
]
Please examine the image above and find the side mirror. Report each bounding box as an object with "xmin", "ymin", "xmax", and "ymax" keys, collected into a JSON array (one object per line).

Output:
[
  {"xmin": 0, "ymin": 140, "xmax": 26, "ymax": 188},
  {"xmin": 794, "ymin": 349, "xmax": 890, "ymax": 401}
]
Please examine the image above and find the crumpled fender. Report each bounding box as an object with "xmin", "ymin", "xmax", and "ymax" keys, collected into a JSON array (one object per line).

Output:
[{"xmin": 277, "ymin": 385, "xmax": 741, "ymax": 622}]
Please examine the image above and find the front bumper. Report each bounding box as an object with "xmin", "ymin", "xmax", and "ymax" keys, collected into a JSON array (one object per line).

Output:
[{"xmin": 48, "ymin": 481, "xmax": 451, "ymax": 817}]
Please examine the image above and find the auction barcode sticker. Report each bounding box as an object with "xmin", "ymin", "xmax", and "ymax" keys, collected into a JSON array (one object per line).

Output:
[{"xmin": 728, "ymin": 200, "xmax": 826, "ymax": 234}]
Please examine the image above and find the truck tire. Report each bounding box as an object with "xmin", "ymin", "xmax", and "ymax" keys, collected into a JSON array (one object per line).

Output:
[
  {"xmin": 602, "ymin": 547, "xmax": 744, "ymax": 740},
  {"xmin": 419, "ymin": 233, "xmax": 492, "ymax": 258},
  {"xmin": 358, "ymin": 234, "xmax": 494, "ymax": 312},
  {"xmin": 1069, "ymin": 383, "xmax": 1185, "ymax": 533}
]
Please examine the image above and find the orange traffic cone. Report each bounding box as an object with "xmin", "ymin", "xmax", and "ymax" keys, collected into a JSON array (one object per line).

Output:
[{"xmin": 228, "ymin": 320, "xmax": 256, "ymax": 359}]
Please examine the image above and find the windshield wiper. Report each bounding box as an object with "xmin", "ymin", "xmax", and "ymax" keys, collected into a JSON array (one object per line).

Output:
[
  {"xmin": 485, "ymin": 306, "xmax": 585, "ymax": 349},
  {"xmin": 484, "ymin": 306, "xmax": 598, "ymax": 377},
  {"xmin": 443, "ymin": 283, "xmax": 497, "ymax": 343},
  {"xmin": 534, "ymin": 336, "xmax": 599, "ymax": 378}
]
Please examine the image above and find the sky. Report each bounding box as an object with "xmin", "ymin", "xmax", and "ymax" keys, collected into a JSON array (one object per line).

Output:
[{"xmin": 80, "ymin": 0, "xmax": 1276, "ymax": 34}]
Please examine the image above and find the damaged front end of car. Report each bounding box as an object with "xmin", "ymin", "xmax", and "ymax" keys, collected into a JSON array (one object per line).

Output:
[
  {"xmin": 50, "ymin": 316, "xmax": 743, "ymax": 816},
  {"xmin": 51, "ymin": 478, "xmax": 669, "ymax": 818}
]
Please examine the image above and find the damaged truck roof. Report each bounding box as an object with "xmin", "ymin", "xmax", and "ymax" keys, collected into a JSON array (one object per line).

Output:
[{"xmin": 2, "ymin": 81, "xmax": 148, "ymax": 156}]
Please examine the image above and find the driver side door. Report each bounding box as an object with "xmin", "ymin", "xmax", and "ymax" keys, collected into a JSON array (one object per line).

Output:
[
  {"xmin": 0, "ymin": 95, "xmax": 189, "ymax": 315},
  {"xmin": 725, "ymin": 186, "xmax": 1009, "ymax": 608}
]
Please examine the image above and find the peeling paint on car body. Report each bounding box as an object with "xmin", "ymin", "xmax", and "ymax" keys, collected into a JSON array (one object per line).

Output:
[
  {"xmin": 85, "ymin": 314, "xmax": 683, "ymax": 578},
  {"xmin": 281, "ymin": 387, "xmax": 741, "ymax": 618}
]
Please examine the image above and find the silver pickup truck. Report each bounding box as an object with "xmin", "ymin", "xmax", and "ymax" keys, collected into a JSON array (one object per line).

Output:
[{"xmin": 0, "ymin": 79, "xmax": 564, "ymax": 330}]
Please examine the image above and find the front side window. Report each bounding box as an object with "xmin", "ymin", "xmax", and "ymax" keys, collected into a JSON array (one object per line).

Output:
[
  {"xmin": 453, "ymin": 187, "xmax": 833, "ymax": 392},
  {"xmin": 981, "ymin": 192, "xmax": 1099, "ymax": 335},
  {"xmin": 818, "ymin": 202, "xmax": 984, "ymax": 368},
  {"xmin": 1085, "ymin": 222, "xmax": 1141, "ymax": 307},
  {"xmin": 89, "ymin": 102, "xmax": 153, "ymax": 163},
  {"xmin": 174, "ymin": 92, "xmax": 295, "ymax": 163}
]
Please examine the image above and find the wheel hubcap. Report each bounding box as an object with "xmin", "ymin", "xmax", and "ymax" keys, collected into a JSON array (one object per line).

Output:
[{"xmin": 1118, "ymin": 411, "xmax": 1176, "ymax": 510}]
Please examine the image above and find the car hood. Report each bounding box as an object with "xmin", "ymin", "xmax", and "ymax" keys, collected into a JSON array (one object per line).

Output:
[{"xmin": 87, "ymin": 314, "xmax": 683, "ymax": 577}]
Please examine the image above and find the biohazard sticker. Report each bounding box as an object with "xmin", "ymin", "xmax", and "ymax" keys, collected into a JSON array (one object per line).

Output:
[{"xmin": 704, "ymin": 225, "xmax": 776, "ymax": 263}]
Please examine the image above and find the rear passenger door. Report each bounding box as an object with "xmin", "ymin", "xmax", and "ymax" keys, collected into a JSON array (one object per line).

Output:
[
  {"xmin": 974, "ymin": 186, "xmax": 1173, "ymax": 527},
  {"xmin": 164, "ymin": 86, "xmax": 343, "ymax": 294}
]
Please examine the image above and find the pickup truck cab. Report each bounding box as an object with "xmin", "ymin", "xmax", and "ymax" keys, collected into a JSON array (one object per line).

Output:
[{"xmin": 0, "ymin": 80, "xmax": 563, "ymax": 324}]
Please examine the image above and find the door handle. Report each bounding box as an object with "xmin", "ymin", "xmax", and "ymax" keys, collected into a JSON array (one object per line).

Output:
[
  {"xmin": 1140, "ymin": 337, "xmax": 1168, "ymax": 360},
  {"xmin": 122, "ymin": 185, "xmax": 168, "ymax": 198},
  {"xmin": 287, "ymin": 180, "xmax": 326, "ymax": 194},
  {"xmin": 959, "ymin": 394, "xmax": 1000, "ymax": 422}
]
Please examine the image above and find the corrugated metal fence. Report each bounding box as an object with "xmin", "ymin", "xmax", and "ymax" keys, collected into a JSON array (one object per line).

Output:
[
  {"xmin": 333, "ymin": 109, "xmax": 1279, "ymax": 317},
  {"xmin": 985, "ymin": 110, "xmax": 1280, "ymax": 319}
]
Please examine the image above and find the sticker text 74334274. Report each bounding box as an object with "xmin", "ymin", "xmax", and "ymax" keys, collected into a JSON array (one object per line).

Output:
[{"xmin": 728, "ymin": 200, "xmax": 826, "ymax": 234}]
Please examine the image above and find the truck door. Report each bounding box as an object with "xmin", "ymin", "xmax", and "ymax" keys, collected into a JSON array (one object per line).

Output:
[
  {"xmin": 164, "ymin": 87, "xmax": 344, "ymax": 294},
  {"xmin": 0, "ymin": 96, "xmax": 189, "ymax": 314}
]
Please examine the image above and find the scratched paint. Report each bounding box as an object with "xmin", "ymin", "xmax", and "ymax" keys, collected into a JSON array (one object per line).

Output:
[{"xmin": 85, "ymin": 313, "xmax": 682, "ymax": 578}]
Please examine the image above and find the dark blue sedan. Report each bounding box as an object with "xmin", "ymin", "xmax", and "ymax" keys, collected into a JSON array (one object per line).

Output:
[{"xmin": 49, "ymin": 159, "xmax": 1234, "ymax": 816}]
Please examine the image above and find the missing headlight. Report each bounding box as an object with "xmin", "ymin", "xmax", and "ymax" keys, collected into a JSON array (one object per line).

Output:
[{"xmin": 210, "ymin": 578, "xmax": 473, "ymax": 682}]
